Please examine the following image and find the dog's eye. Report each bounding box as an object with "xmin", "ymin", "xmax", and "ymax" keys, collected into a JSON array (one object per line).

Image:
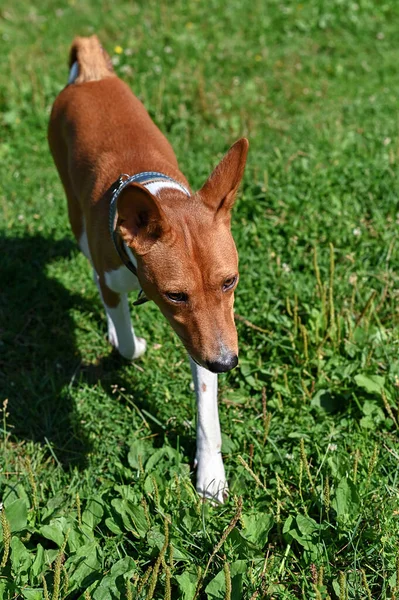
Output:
[
  {"xmin": 222, "ymin": 275, "xmax": 238, "ymax": 292},
  {"xmin": 166, "ymin": 292, "xmax": 188, "ymax": 303}
]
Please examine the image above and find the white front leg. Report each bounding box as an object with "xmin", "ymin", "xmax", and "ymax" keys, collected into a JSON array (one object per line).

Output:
[
  {"xmin": 104, "ymin": 294, "xmax": 147, "ymax": 360},
  {"xmin": 190, "ymin": 358, "xmax": 227, "ymax": 503},
  {"xmin": 93, "ymin": 270, "xmax": 146, "ymax": 360}
]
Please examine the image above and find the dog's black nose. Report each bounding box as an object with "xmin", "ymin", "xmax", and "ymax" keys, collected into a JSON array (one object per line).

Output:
[{"xmin": 206, "ymin": 353, "xmax": 238, "ymax": 373}]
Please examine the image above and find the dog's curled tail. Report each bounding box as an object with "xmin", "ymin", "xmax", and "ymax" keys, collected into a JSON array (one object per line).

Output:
[{"xmin": 68, "ymin": 35, "xmax": 115, "ymax": 85}]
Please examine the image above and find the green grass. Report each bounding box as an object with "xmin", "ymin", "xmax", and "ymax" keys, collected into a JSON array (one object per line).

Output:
[{"xmin": 1, "ymin": 0, "xmax": 399, "ymax": 598}]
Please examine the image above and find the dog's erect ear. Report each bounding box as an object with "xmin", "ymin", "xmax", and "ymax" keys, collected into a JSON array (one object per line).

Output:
[
  {"xmin": 117, "ymin": 183, "xmax": 169, "ymax": 255},
  {"xmin": 198, "ymin": 138, "xmax": 249, "ymax": 214}
]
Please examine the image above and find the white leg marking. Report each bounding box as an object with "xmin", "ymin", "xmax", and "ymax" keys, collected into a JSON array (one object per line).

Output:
[
  {"xmin": 104, "ymin": 244, "xmax": 140, "ymax": 293},
  {"xmin": 190, "ymin": 358, "xmax": 227, "ymax": 503},
  {"xmin": 104, "ymin": 264, "xmax": 140, "ymax": 294},
  {"xmin": 94, "ymin": 270, "xmax": 146, "ymax": 360},
  {"xmin": 79, "ymin": 220, "xmax": 145, "ymax": 359}
]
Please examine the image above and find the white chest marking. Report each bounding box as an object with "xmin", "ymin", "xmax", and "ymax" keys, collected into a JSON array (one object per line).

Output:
[
  {"xmin": 104, "ymin": 265, "xmax": 140, "ymax": 293},
  {"xmin": 104, "ymin": 243, "xmax": 140, "ymax": 293}
]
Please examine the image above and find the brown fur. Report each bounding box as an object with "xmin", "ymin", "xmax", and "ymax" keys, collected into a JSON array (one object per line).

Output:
[
  {"xmin": 69, "ymin": 35, "xmax": 115, "ymax": 84},
  {"xmin": 48, "ymin": 37, "xmax": 248, "ymax": 368}
]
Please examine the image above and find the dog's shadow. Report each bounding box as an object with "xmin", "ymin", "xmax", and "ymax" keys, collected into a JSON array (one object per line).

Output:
[
  {"xmin": 0, "ymin": 234, "xmax": 194, "ymax": 469},
  {"xmin": 0, "ymin": 234, "xmax": 93, "ymax": 466}
]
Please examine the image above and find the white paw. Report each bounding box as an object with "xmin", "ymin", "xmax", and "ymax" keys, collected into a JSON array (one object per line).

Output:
[
  {"xmin": 195, "ymin": 452, "xmax": 228, "ymax": 504},
  {"xmin": 108, "ymin": 323, "xmax": 146, "ymax": 361},
  {"xmin": 132, "ymin": 336, "xmax": 147, "ymax": 360}
]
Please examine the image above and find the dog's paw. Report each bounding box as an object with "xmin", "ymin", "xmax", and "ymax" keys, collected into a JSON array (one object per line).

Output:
[
  {"xmin": 115, "ymin": 335, "xmax": 146, "ymax": 361},
  {"xmin": 132, "ymin": 336, "xmax": 147, "ymax": 360},
  {"xmin": 195, "ymin": 453, "xmax": 228, "ymax": 504},
  {"xmin": 108, "ymin": 326, "xmax": 147, "ymax": 361}
]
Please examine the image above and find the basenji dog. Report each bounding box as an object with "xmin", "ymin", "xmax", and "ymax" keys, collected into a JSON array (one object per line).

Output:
[{"xmin": 48, "ymin": 35, "xmax": 248, "ymax": 503}]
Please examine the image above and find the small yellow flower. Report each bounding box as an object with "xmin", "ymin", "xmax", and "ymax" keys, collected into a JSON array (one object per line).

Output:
[
  {"xmin": 186, "ymin": 22, "xmax": 194, "ymax": 29},
  {"xmin": 114, "ymin": 45, "xmax": 123, "ymax": 55},
  {"xmin": 255, "ymin": 54, "xmax": 262, "ymax": 62}
]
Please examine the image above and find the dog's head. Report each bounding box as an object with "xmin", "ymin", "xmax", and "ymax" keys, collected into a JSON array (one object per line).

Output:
[{"xmin": 117, "ymin": 138, "xmax": 249, "ymax": 373}]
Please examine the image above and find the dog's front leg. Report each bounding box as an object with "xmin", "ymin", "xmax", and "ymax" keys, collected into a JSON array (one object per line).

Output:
[
  {"xmin": 94, "ymin": 272, "xmax": 146, "ymax": 360},
  {"xmin": 189, "ymin": 358, "xmax": 227, "ymax": 503}
]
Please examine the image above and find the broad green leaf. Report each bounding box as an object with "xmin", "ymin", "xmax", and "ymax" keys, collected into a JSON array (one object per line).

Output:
[
  {"xmin": 66, "ymin": 542, "xmax": 101, "ymax": 590},
  {"xmin": 127, "ymin": 438, "xmax": 153, "ymax": 469},
  {"xmin": 82, "ymin": 498, "xmax": 104, "ymax": 530},
  {"xmin": 93, "ymin": 557, "xmax": 136, "ymax": 599},
  {"xmin": 5, "ymin": 499, "xmax": 28, "ymax": 533},
  {"xmin": 205, "ymin": 560, "xmax": 247, "ymax": 600},
  {"xmin": 221, "ymin": 391, "xmax": 246, "ymax": 405},
  {"xmin": 111, "ymin": 499, "xmax": 148, "ymax": 537},
  {"xmin": 3, "ymin": 483, "xmax": 30, "ymax": 509},
  {"xmin": 10, "ymin": 537, "xmax": 33, "ymax": 583},
  {"xmin": 30, "ymin": 543, "xmax": 46, "ymax": 585},
  {"xmin": 21, "ymin": 590, "xmax": 43, "ymax": 600},
  {"xmin": 241, "ymin": 512, "xmax": 273, "ymax": 548},
  {"xmin": 354, "ymin": 374, "xmax": 385, "ymax": 394},
  {"xmin": 39, "ymin": 522, "xmax": 64, "ymax": 547},
  {"xmin": 332, "ymin": 477, "xmax": 361, "ymax": 520},
  {"xmin": 40, "ymin": 495, "xmax": 64, "ymax": 523},
  {"xmin": 296, "ymin": 514, "xmax": 319, "ymax": 536},
  {"xmin": 282, "ymin": 515, "xmax": 294, "ymax": 536},
  {"xmin": 68, "ymin": 524, "xmax": 92, "ymax": 553},
  {"xmin": 105, "ymin": 517, "xmax": 123, "ymax": 535},
  {"xmin": 45, "ymin": 549, "xmax": 59, "ymax": 565},
  {"xmin": 282, "ymin": 515, "xmax": 319, "ymax": 550},
  {"xmin": 146, "ymin": 526, "xmax": 166, "ymax": 554},
  {"xmin": 332, "ymin": 579, "xmax": 341, "ymax": 597},
  {"xmin": 127, "ymin": 503, "xmax": 149, "ymax": 537},
  {"xmin": 228, "ymin": 529, "xmax": 262, "ymax": 559},
  {"xmin": 388, "ymin": 571, "xmax": 397, "ymax": 589},
  {"xmin": 360, "ymin": 401, "xmax": 385, "ymax": 426},
  {"xmin": 114, "ymin": 485, "xmax": 137, "ymax": 503},
  {"xmin": 205, "ymin": 568, "xmax": 224, "ymax": 600},
  {"xmin": 145, "ymin": 448, "xmax": 167, "ymax": 472},
  {"xmin": 176, "ymin": 568, "xmax": 198, "ymax": 600}
]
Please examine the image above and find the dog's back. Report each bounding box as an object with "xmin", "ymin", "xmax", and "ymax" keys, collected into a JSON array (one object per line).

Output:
[{"xmin": 48, "ymin": 36, "xmax": 181, "ymax": 243}]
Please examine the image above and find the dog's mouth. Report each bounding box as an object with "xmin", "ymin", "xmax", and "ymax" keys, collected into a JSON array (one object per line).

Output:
[
  {"xmin": 188, "ymin": 353, "xmax": 238, "ymax": 374},
  {"xmin": 189, "ymin": 354, "xmax": 205, "ymax": 369},
  {"xmin": 177, "ymin": 334, "xmax": 238, "ymax": 374}
]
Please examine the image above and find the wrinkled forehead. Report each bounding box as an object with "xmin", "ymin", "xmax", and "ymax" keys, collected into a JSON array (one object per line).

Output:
[{"xmin": 142, "ymin": 213, "xmax": 238, "ymax": 285}]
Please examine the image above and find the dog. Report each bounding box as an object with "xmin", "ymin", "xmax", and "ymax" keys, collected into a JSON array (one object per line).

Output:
[{"xmin": 48, "ymin": 36, "xmax": 248, "ymax": 502}]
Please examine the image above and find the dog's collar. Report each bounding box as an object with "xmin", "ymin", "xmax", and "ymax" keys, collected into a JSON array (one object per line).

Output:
[{"xmin": 109, "ymin": 172, "xmax": 190, "ymax": 306}]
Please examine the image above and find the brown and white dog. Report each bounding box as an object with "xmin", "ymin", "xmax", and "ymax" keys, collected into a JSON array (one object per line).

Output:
[{"xmin": 48, "ymin": 36, "xmax": 248, "ymax": 502}]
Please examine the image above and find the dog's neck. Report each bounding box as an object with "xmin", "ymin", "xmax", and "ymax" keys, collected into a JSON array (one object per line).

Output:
[
  {"xmin": 112, "ymin": 171, "xmax": 190, "ymax": 199},
  {"xmin": 108, "ymin": 171, "xmax": 191, "ymax": 298}
]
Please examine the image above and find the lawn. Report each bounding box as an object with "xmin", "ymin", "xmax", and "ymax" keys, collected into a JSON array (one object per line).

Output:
[{"xmin": 1, "ymin": 0, "xmax": 399, "ymax": 598}]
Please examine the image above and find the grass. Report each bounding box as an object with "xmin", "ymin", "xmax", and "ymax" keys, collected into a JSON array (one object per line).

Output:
[{"xmin": 1, "ymin": 0, "xmax": 399, "ymax": 597}]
